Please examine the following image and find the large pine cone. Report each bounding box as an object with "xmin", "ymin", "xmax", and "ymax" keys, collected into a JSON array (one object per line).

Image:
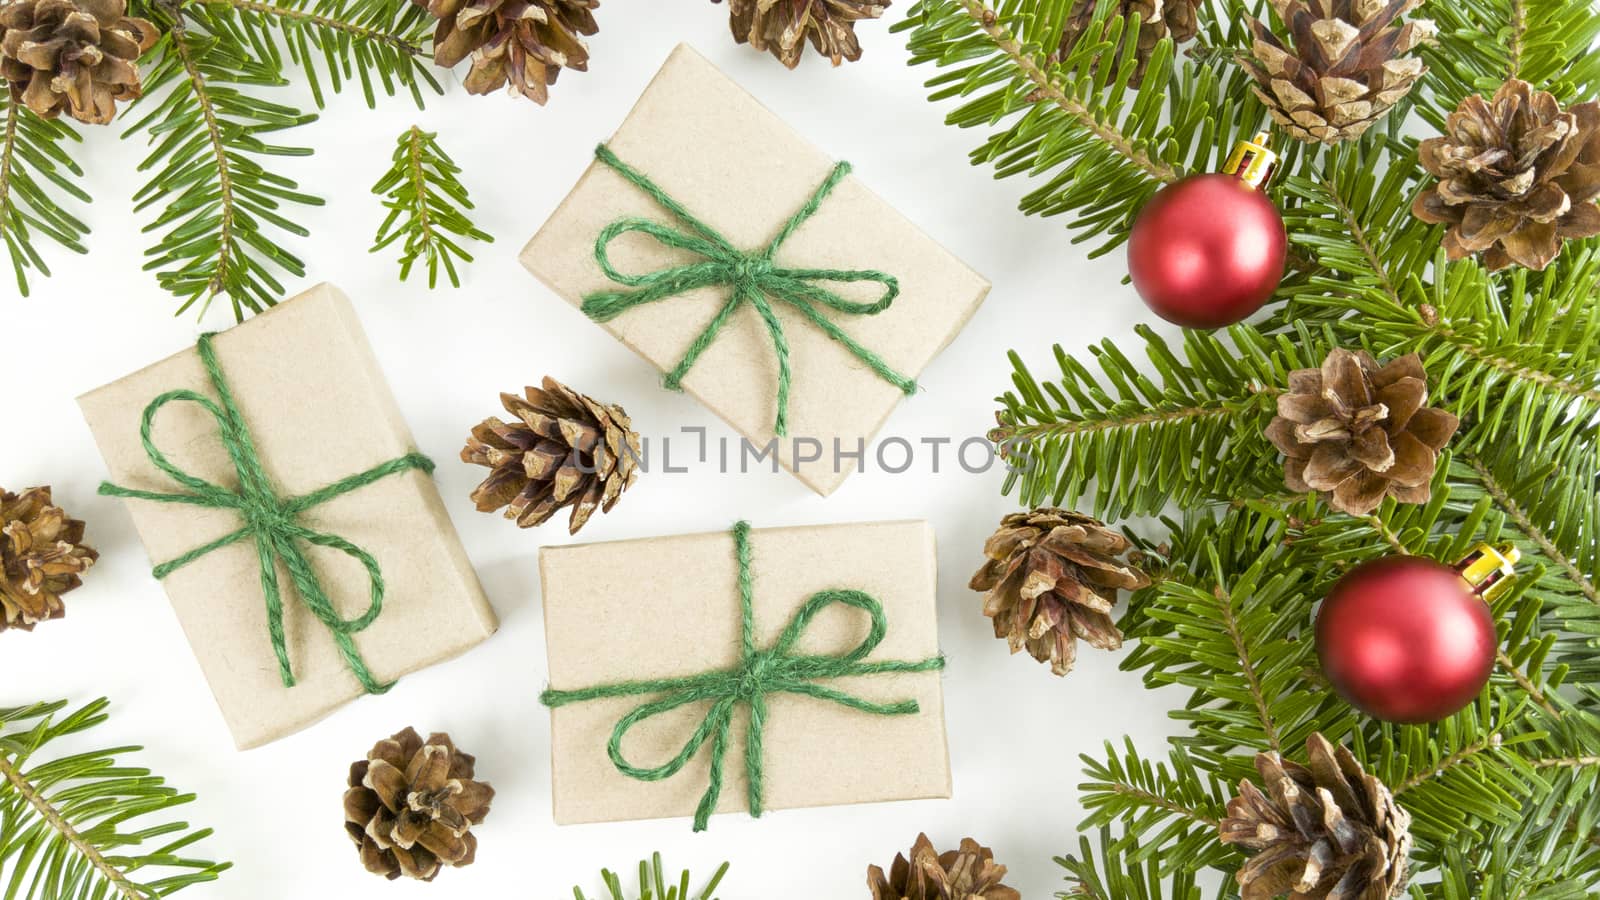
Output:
[
  {"xmin": 1266, "ymin": 348, "xmax": 1458, "ymax": 517},
  {"xmin": 343, "ymin": 727, "xmax": 494, "ymax": 882},
  {"xmin": 418, "ymin": 0, "xmax": 597, "ymax": 104},
  {"xmin": 1, "ymin": 486, "xmax": 97, "ymax": 633},
  {"xmin": 1059, "ymin": 0, "xmax": 1202, "ymax": 86},
  {"xmin": 712, "ymin": 0, "xmax": 889, "ymax": 70},
  {"xmin": 970, "ymin": 508, "xmax": 1150, "ymax": 676},
  {"xmin": 1242, "ymin": 0, "xmax": 1434, "ymax": 144},
  {"xmin": 0, "ymin": 0, "xmax": 158, "ymax": 124},
  {"xmin": 1412, "ymin": 79, "xmax": 1600, "ymax": 272},
  {"xmin": 461, "ymin": 377, "xmax": 640, "ymax": 535},
  {"xmin": 1221, "ymin": 733, "xmax": 1412, "ymax": 900},
  {"xmin": 868, "ymin": 833, "xmax": 1021, "ymax": 900}
]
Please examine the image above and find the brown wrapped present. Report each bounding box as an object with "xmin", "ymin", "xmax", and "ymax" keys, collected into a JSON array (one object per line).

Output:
[
  {"xmin": 78, "ymin": 284, "xmax": 497, "ymax": 749},
  {"xmin": 539, "ymin": 519, "xmax": 950, "ymax": 828},
  {"xmin": 521, "ymin": 44, "xmax": 991, "ymax": 496}
]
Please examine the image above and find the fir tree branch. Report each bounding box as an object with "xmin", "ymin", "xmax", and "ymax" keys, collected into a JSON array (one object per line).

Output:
[
  {"xmin": 128, "ymin": 12, "xmax": 323, "ymax": 320},
  {"xmin": 1393, "ymin": 733, "xmax": 1504, "ymax": 796},
  {"xmin": 1213, "ymin": 581, "xmax": 1281, "ymax": 754},
  {"xmin": 1102, "ymin": 779, "xmax": 1222, "ymax": 829},
  {"xmin": 0, "ymin": 93, "xmax": 90, "ymax": 297},
  {"xmin": 214, "ymin": 0, "xmax": 441, "ymax": 109},
  {"xmin": 993, "ymin": 325, "xmax": 1301, "ymax": 517},
  {"xmin": 1431, "ymin": 319, "xmax": 1600, "ymax": 409},
  {"xmin": 171, "ymin": 23, "xmax": 238, "ymax": 304},
  {"xmin": 1078, "ymin": 740, "xmax": 1236, "ymax": 873},
  {"xmin": 0, "ymin": 699, "xmax": 230, "ymax": 898},
  {"xmin": 1420, "ymin": 0, "xmax": 1600, "ymax": 126},
  {"xmin": 0, "ymin": 753, "xmax": 141, "ymax": 899},
  {"xmin": 225, "ymin": 0, "xmax": 422, "ymax": 54},
  {"xmin": 949, "ymin": 0, "xmax": 1178, "ymax": 184},
  {"xmin": 993, "ymin": 402, "xmax": 1242, "ymax": 443},
  {"xmin": 896, "ymin": 0, "xmax": 1267, "ymax": 257},
  {"xmin": 1462, "ymin": 452, "xmax": 1598, "ymax": 610},
  {"xmin": 1452, "ymin": 452, "xmax": 1600, "ymax": 686}
]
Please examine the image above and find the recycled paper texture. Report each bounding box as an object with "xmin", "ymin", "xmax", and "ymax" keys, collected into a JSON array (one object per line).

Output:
[
  {"xmin": 521, "ymin": 44, "xmax": 991, "ymax": 495},
  {"xmin": 78, "ymin": 284, "xmax": 497, "ymax": 750},
  {"xmin": 540, "ymin": 520, "xmax": 950, "ymax": 826}
]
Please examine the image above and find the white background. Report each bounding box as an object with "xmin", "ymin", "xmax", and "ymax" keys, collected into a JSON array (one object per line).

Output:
[{"xmin": 0, "ymin": 3, "xmax": 1193, "ymax": 897}]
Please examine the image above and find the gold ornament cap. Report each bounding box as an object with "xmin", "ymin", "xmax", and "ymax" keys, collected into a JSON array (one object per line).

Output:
[
  {"xmin": 1454, "ymin": 543, "xmax": 1520, "ymax": 601},
  {"xmin": 1224, "ymin": 132, "xmax": 1280, "ymax": 190}
]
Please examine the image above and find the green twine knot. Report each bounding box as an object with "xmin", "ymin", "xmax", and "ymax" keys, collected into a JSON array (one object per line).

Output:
[
  {"xmin": 581, "ymin": 144, "xmax": 918, "ymax": 437},
  {"xmin": 99, "ymin": 333, "xmax": 435, "ymax": 695},
  {"xmin": 540, "ymin": 521, "xmax": 945, "ymax": 832}
]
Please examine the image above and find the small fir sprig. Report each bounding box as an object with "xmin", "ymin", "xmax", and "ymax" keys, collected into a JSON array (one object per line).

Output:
[
  {"xmin": 0, "ymin": 698, "xmax": 231, "ymax": 898},
  {"xmin": 371, "ymin": 126, "xmax": 492, "ymax": 288},
  {"xmin": 573, "ymin": 853, "xmax": 730, "ymax": 900}
]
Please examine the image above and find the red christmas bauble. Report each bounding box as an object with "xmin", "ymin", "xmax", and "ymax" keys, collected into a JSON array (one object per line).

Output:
[
  {"xmin": 1315, "ymin": 555, "xmax": 1497, "ymax": 724},
  {"xmin": 1127, "ymin": 174, "xmax": 1287, "ymax": 329}
]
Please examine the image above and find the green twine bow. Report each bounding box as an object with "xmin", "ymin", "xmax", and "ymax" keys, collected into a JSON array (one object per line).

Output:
[
  {"xmin": 581, "ymin": 144, "xmax": 918, "ymax": 437},
  {"xmin": 539, "ymin": 521, "xmax": 945, "ymax": 832},
  {"xmin": 98, "ymin": 333, "xmax": 434, "ymax": 695}
]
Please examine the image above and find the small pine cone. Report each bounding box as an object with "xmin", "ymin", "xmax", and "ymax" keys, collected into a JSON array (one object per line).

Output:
[
  {"xmin": 418, "ymin": 0, "xmax": 597, "ymax": 104},
  {"xmin": 1413, "ymin": 79, "xmax": 1600, "ymax": 272},
  {"xmin": 712, "ymin": 0, "xmax": 889, "ymax": 70},
  {"xmin": 969, "ymin": 508, "xmax": 1150, "ymax": 676},
  {"xmin": 867, "ymin": 833, "xmax": 1021, "ymax": 900},
  {"xmin": 0, "ymin": 486, "xmax": 97, "ymax": 633},
  {"xmin": 1242, "ymin": 0, "xmax": 1434, "ymax": 144},
  {"xmin": 1266, "ymin": 348, "xmax": 1459, "ymax": 517},
  {"xmin": 461, "ymin": 377, "xmax": 641, "ymax": 535},
  {"xmin": 1058, "ymin": 0, "xmax": 1202, "ymax": 86},
  {"xmin": 1221, "ymin": 733, "xmax": 1412, "ymax": 900},
  {"xmin": 0, "ymin": 0, "xmax": 159, "ymax": 124},
  {"xmin": 343, "ymin": 727, "xmax": 494, "ymax": 882}
]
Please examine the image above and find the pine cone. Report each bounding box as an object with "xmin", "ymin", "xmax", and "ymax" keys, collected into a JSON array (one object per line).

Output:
[
  {"xmin": 712, "ymin": 0, "xmax": 889, "ymax": 70},
  {"xmin": 1058, "ymin": 0, "xmax": 1202, "ymax": 86},
  {"xmin": 1242, "ymin": 0, "xmax": 1434, "ymax": 144},
  {"xmin": 343, "ymin": 727, "xmax": 494, "ymax": 882},
  {"xmin": 867, "ymin": 833, "xmax": 1021, "ymax": 900},
  {"xmin": 0, "ymin": 0, "xmax": 158, "ymax": 124},
  {"xmin": 418, "ymin": 0, "xmax": 597, "ymax": 104},
  {"xmin": 1, "ymin": 486, "xmax": 97, "ymax": 633},
  {"xmin": 1412, "ymin": 79, "xmax": 1600, "ymax": 272},
  {"xmin": 1221, "ymin": 733, "xmax": 1412, "ymax": 900},
  {"xmin": 1266, "ymin": 348, "xmax": 1458, "ymax": 517},
  {"xmin": 461, "ymin": 377, "xmax": 640, "ymax": 535},
  {"xmin": 969, "ymin": 508, "xmax": 1150, "ymax": 676}
]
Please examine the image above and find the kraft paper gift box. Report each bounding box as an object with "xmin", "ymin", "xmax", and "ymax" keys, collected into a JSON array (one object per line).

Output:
[
  {"xmin": 539, "ymin": 520, "xmax": 950, "ymax": 828},
  {"xmin": 78, "ymin": 284, "xmax": 497, "ymax": 750},
  {"xmin": 521, "ymin": 44, "xmax": 991, "ymax": 496}
]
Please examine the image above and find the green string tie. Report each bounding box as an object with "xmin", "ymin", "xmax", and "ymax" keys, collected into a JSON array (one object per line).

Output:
[
  {"xmin": 98, "ymin": 333, "xmax": 435, "ymax": 695},
  {"xmin": 581, "ymin": 144, "xmax": 918, "ymax": 437},
  {"xmin": 540, "ymin": 521, "xmax": 945, "ymax": 832}
]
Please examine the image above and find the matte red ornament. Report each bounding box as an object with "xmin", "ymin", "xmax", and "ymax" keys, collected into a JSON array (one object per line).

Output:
[
  {"xmin": 1127, "ymin": 133, "xmax": 1287, "ymax": 329},
  {"xmin": 1315, "ymin": 545, "xmax": 1518, "ymax": 724}
]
